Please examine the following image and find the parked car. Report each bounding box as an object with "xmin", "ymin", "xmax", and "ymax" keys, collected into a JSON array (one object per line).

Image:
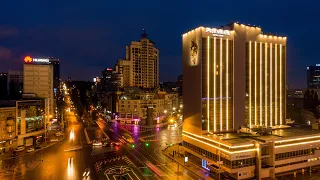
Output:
[
  {"xmin": 35, "ymin": 146, "xmax": 41, "ymax": 150},
  {"xmin": 27, "ymin": 147, "xmax": 35, "ymax": 153},
  {"xmin": 51, "ymin": 138, "xmax": 59, "ymax": 142},
  {"xmin": 11, "ymin": 152, "xmax": 18, "ymax": 157},
  {"xmin": 14, "ymin": 146, "xmax": 25, "ymax": 152}
]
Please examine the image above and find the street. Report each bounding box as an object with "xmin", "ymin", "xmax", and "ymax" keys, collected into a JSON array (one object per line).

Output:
[{"xmin": 0, "ymin": 109, "xmax": 210, "ymax": 180}]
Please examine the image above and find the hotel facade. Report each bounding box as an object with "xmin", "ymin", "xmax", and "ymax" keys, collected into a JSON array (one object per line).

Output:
[{"xmin": 181, "ymin": 23, "xmax": 320, "ymax": 179}]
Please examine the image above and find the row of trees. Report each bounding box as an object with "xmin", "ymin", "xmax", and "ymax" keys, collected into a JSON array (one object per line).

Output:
[{"xmin": 303, "ymin": 89, "xmax": 319, "ymax": 115}]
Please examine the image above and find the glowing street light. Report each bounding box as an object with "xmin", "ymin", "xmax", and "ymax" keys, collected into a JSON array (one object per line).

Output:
[{"xmin": 164, "ymin": 110, "xmax": 167, "ymax": 114}]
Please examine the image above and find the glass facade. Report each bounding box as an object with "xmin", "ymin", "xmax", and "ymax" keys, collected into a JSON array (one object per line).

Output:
[{"xmin": 17, "ymin": 100, "xmax": 45, "ymax": 134}]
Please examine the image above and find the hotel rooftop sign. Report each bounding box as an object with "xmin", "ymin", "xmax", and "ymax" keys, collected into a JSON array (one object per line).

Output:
[{"xmin": 206, "ymin": 27, "xmax": 230, "ymax": 37}]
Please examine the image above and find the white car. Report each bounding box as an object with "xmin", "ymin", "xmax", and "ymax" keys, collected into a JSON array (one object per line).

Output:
[
  {"xmin": 14, "ymin": 146, "xmax": 25, "ymax": 152},
  {"xmin": 27, "ymin": 147, "xmax": 35, "ymax": 153},
  {"xmin": 92, "ymin": 141, "xmax": 102, "ymax": 146}
]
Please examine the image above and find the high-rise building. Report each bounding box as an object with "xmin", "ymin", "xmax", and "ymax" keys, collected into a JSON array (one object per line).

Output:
[
  {"xmin": 101, "ymin": 68, "xmax": 116, "ymax": 92},
  {"xmin": 23, "ymin": 56, "xmax": 54, "ymax": 116},
  {"xmin": 126, "ymin": 30, "xmax": 159, "ymax": 88},
  {"xmin": 183, "ymin": 23, "xmax": 286, "ymax": 134},
  {"xmin": 0, "ymin": 73, "xmax": 8, "ymax": 99},
  {"xmin": 49, "ymin": 58, "xmax": 60, "ymax": 95},
  {"xmin": 8, "ymin": 70, "xmax": 23, "ymax": 99},
  {"xmin": 181, "ymin": 23, "xmax": 290, "ymax": 179},
  {"xmin": 307, "ymin": 65, "xmax": 320, "ymax": 89}
]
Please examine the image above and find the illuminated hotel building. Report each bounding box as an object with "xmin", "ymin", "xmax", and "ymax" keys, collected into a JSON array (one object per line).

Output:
[{"xmin": 181, "ymin": 23, "xmax": 320, "ymax": 179}]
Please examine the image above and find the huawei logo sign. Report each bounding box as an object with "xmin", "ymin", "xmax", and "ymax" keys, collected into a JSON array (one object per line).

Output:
[{"xmin": 24, "ymin": 56, "xmax": 32, "ymax": 63}]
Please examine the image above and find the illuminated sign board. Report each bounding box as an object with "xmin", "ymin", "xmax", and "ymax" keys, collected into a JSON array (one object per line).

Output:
[
  {"xmin": 33, "ymin": 58, "xmax": 49, "ymax": 63},
  {"xmin": 206, "ymin": 27, "xmax": 230, "ymax": 37},
  {"xmin": 24, "ymin": 56, "xmax": 50, "ymax": 63},
  {"xmin": 24, "ymin": 56, "xmax": 32, "ymax": 63}
]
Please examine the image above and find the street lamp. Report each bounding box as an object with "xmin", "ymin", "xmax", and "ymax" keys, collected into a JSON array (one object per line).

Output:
[{"xmin": 164, "ymin": 110, "xmax": 167, "ymax": 114}]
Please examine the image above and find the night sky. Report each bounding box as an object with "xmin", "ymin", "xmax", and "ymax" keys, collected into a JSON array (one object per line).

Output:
[{"xmin": 0, "ymin": 0, "xmax": 318, "ymax": 88}]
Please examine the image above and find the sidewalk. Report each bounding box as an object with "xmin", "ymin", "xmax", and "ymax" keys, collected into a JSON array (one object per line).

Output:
[
  {"xmin": 0, "ymin": 130, "xmax": 65, "ymax": 160},
  {"xmin": 162, "ymin": 145, "xmax": 214, "ymax": 180}
]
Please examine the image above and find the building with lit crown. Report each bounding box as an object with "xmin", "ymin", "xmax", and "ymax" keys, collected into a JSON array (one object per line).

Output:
[
  {"xmin": 180, "ymin": 23, "xmax": 320, "ymax": 179},
  {"xmin": 125, "ymin": 30, "xmax": 159, "ymax": 88}
]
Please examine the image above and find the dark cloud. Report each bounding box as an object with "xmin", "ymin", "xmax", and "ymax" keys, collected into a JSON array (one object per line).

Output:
[
  {"xmin": 0, "ymin": 47, "xmax": 12, "ymax": 60},
  {"xmin": 0, "ymin": 26, "xmax": 19, "ymax": 38}
]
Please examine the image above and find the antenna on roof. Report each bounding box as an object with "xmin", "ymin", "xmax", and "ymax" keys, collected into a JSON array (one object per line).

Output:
[{"xmin": 141, "ymin": 29, "xmax": 147, "ymax": 38}]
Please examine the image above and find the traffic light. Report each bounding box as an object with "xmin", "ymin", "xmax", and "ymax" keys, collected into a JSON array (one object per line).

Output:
[
  {"xmin": 131, "ymin": 144, "xmax": 135, "ymax": 148},
  {"xmin": 170, "ymin": 143, "xmax": 173, "ymax": 147},
  {"xmin": 145, "ymin": 142, "xmax": 149, "ymax": 147}
]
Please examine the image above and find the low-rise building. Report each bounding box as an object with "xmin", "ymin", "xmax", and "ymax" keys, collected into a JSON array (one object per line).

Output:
[
  {"xmin": 182, "ymin": 126, "xmax": 320, "ymax": 179},
  {"xmin": 116, "ymin": 88, "xmax": 165, "ymax": 124},
  {"xmin": 0, "ymin": 106, "xmax": 16, "ymax": 152},
  {"xmin": 0, "ymin": 97, "xmax": 46, "ymax": 150}
]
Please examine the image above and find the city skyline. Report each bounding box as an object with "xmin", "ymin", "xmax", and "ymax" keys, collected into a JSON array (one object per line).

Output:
[{"xmin": 0, "ymin": 0, "xmax": 319, "ymax": 87}]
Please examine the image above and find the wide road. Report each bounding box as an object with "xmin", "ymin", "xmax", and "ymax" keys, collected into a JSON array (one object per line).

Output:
[{"xmin": 97, "ymin": 118, "xmax": 203, "ymax": 180}]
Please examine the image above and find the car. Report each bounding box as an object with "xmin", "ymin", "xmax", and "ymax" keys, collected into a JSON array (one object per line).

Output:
[
  {"xmin": 35, "ymin": 146, "xmax": 41, "ymax": 150},
  {"xmin": 27, "ymin": 147, "xmax": 35, "ymax": 153},
  {"xmin": 92, "ymin": 141, "xmax": 102, "ymax": 146},
  {"xmin": 51, "ymin": 138, "xmax": 59, "ymax": 142},
  {"xmin": 83, "ymin": 168, "xmax": 90, "ymax": 177},
  {"xmin": 11, "ymin": 152, "xmax": 18, "ymax": 157},
  {"xmin": 113, "ymin": 142, "xmax": 121, "ymax": 146},
  {"xmin": 14, "ymin": 146, "xmax": 25, "ymax": 152}
]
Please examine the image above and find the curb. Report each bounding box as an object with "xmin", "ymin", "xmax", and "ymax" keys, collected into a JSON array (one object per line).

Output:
[{"xmin": 0, "ymin": 135, "xmax": 65, "ymax": 161}]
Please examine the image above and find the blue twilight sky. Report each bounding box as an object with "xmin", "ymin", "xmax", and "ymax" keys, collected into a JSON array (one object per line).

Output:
[{"xmin": 0, "ymin": 0, "xmax": 318, "ymax": 88}]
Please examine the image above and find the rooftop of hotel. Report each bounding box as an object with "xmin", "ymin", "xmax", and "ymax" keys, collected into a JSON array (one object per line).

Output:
[
  {"xmin": 200, "ymin": 125, "xmax": 320, "ymax": 146},
  {"xmin": 182, "ymin": 21, "xmax": 286, "ymax": 38}
]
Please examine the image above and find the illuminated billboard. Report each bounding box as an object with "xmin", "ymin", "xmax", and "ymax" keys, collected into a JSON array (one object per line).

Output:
[{"xmin": 24, "ymin": 56, "xmax": 50, "ymax": 63}]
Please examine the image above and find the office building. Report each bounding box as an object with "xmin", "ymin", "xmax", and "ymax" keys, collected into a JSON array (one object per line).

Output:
[
  {"xmin": 307, "ymin": 65, "xmax": 320, "ymax": 89},
  {"xmin": 0, "ymin": 97, "xmax": 45, "ymax": 151},
  {"xmin": 0, "ymin": 73, "xmax": 8, "ymax": 99},
  {"xmin": 115, "ymin": 59, "xmax": 132, "ymax": 87},
  {"xmin": 125, "ymin": 30, "xmax": 159, "ymax": 88},
  {"xmin": 8, "ymin": 70, "xmax": 23, "ymax": 99},
  {"xmin": 49, "ymin": 58, "xmax": 60, "ymax": 96},
  {"xmin": 23, "ymin": 56, "xmax": 54, "ymax": 116},
  {"xmin": 116, "ymin": 88, "xmax": 165, "ymax": 124},
  {"xmin": 0, "ymin": 106, "xmax": 15, "ymax": 152},
  {"xmin": 101, "ymin": 68, "xmax": 118, "ymax": 92},
  {"xmin": 182, "ymin": 23, "xmax": 290, "ymax": 179}
]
